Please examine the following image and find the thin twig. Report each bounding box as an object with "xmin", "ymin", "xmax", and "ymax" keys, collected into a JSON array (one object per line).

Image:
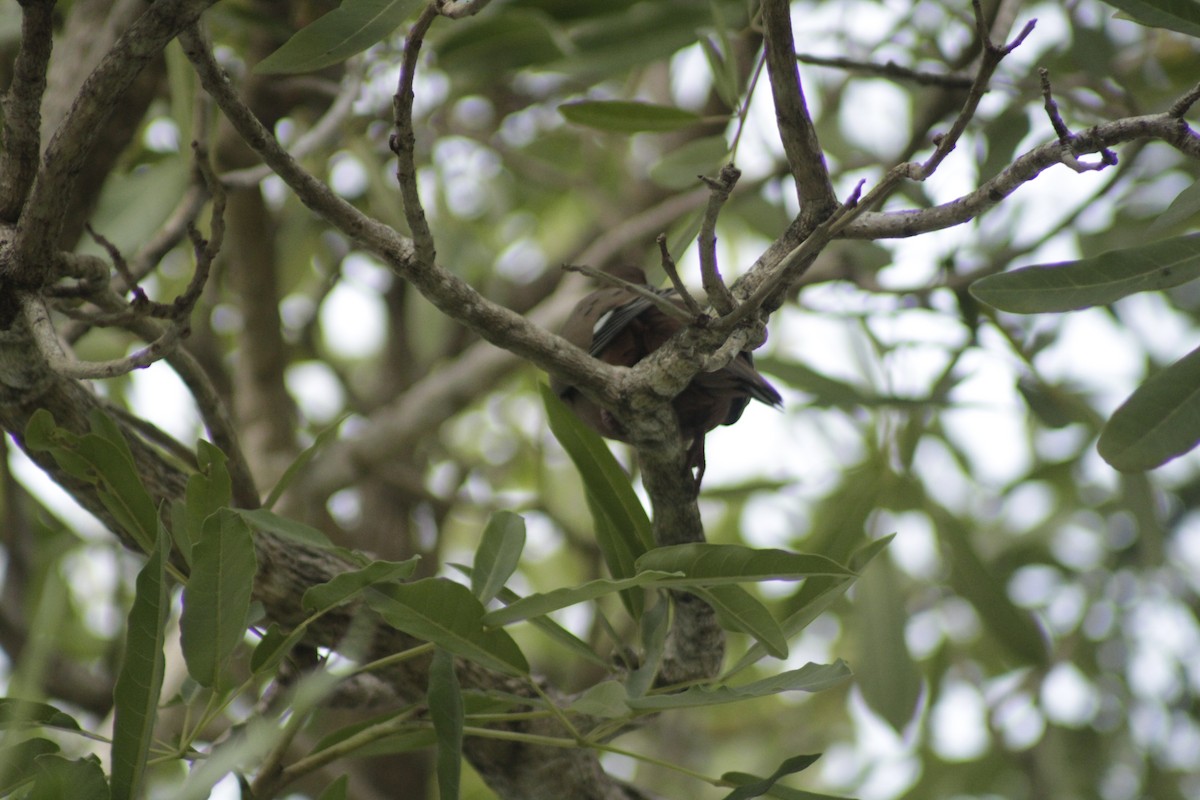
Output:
[
  {"xmin": 1168, "ymin": 79, "xmax": 1200, "ymax": 119},
  {"xmin": 561, "ymin": 264, "xmax": 696, "ymax": 325},
  {"xmin": 437, "ymin": 0, "xmax": 493, "ymax": 19},
  {"xmin": 795, "ymin": 53, "xmax": 974, "ymax": 89},
  {"xmin": 656, "ymin": 235, "xmax": 703, "ymax": 315},
  {"xmin": 0, "ymin": 0, "xmax": 55, "ymax": 222},
  {"xmin": 697, "ymin": 164, "xmax": 740, "ymax": 315},
  {"xmin": 390, "ymin": 5, "xmax": 441, "ymax": 269},
  {"xmin": 1039, "ymin": 68, "xmax": 1118, "ymax": 173}
]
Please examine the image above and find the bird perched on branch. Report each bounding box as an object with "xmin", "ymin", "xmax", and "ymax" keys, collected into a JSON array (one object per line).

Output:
[{"xmin": 551, "ymin": 264, "xmax": 782, "ymax": 482}]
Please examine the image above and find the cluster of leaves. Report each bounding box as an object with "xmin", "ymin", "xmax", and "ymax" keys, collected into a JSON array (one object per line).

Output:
[{"xmin": 1, "ymin": 407, "xmax": 865, "ymax": 799}]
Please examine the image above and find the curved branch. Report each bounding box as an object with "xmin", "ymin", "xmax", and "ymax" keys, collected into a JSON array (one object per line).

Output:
[{"xmin": 0, "ymin": 0, "xmax": 55, "ymax": 223}]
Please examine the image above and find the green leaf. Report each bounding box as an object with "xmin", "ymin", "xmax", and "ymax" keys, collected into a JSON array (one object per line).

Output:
[
  {"xmin": 854, "ymin": 554, "xmax": 922, "ymax": 733},
  {"xmin": 471, "ymin": 511, "xmax": 526, "ymax": 603},
  {"xmin": 568, "ymin": 680, "xmax": 631, "ymax": 718},
  {"xmin": 696, "ymin": 585, "xmax": 788, "ymax": 659},
  {"xmin": 264, "ymin": 415, "xmax": 348, "ymax": 510},
  {"xmin": 649, "ymin": 136, "xmax": 730, "ymax": 189},
  {"xmin": 933, "ymin": 508, "xmax": 1049, "ymax": 666},
  {"xmin": 366, "ymin": 579, "xmax": 530, "ymax": 675},
  {"xmin": 1099, "ymin": 341, "xmax": 1200, "ymax": 469},
  {"xmin": 0, "ymin": 699, "xmax": 82, "ymax": 732},
  {"xmin": 1149, "ymin": 178, "xmax": 1200, "ymax": 236},
  {"xmin": 186, "ymin": 441, "xmax": 232, "ymax": 553},
  {"xmin": 428, "ymin": 650, "xmax": 463, "ymax": 800},
  {"xmin": 969, "ymin": 235, "xmax": 1200, "ymax": 313},
  {"xmin": 232, "ymin": 507, "xmax": 334, "ymax": 547},
  {"xmin": 721, "ymin": 753, "xmax": 822, "ymax": 800},
  {"xmin": 111, "ymin": 525, "xmax": 171, "ymax": 800},
  {"xmin": 541, "ymin": 384, "xmax": 652, "ymax": 617},
  {"xmin": 302, "ymin": 557, "xmax": 421, "ymax": 612},
  {"xmin": 180, "ymin": 509, "xmax": 258, "ymax": 687},
  {"xmin": 250, "ymin": 622, "xmax": 310, "ymax": 676},
  {"xmin": 28, "ymin": 755, "xmax": 109, "ymax": 800},
  {"xmin": 256, "ymin": 0, "xmax": 424, "ymax": 74},
  {"xmin": 317, "ymin": 775, "xmax": 349, "ymax": 800},
  {"xmin": 560, "ymin": 100, "xmax": 702, "ymax": 133},
  {"xmin": 1098, "ymin": 0, "xmax": 1200, "ymax": 37},
  {"xmin": 635, "ymin": 543, "xmax": 853, "ymax": 584},
  {"xmin": 483, "ymin": 571, "xmax": 680, "ymax": 626},
  {"xmin": 628, "ymin": 661, "xmax": 851, "ymax": 710},
  {"xmin": 0, "ymin": 739, "xmax": 59, "ymax": 796},
  {"xmin": 434, "ymin": 9, "xmax": 566, "ymax": 74},
  {"xmin": 81, "ymin": 158, "xmax": 191, "ymax": 259}
]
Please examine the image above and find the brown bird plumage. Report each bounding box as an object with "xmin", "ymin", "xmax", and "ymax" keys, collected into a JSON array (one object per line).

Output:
[{"xmin": 551, "ymin": 265, "xmax": 782, "ymax": 480}]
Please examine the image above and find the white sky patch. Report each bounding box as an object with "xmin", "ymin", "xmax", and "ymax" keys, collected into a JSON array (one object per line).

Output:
[
  {"xmin": 127, "ymin": 361, "xmax": 201, "ymax": 444},
  {"xmin": 932, "ymin": 679, "xmax": 989, "ymax": 760}
]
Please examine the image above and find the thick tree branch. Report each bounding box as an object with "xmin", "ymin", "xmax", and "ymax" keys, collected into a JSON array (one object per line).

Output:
[
  {"xmin": 0, "ymin": 0, "xmax": 54, "ymax": 223},
  {"xmin": 759, "ymin": 0, "xmax": 838, "ymax": 223},
  {"xmin": 8, "ymin": 0, "xmax": 219, "ymax": 286}
]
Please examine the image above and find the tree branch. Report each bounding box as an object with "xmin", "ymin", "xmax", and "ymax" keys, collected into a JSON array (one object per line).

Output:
[{"xmin": 0, "ymin": 0, "xmax": 54, "ymax": 223}]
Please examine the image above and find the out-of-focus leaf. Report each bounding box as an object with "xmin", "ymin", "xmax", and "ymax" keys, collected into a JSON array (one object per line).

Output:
[
  {"xmin": 560, "ymin": 100, "xmax": 702, "ymax": 133},
  {"xmin": 1099, "ymin": 341, "xmax": 1200, "ymax": 470},
  {"xmin": 650, "ymin": 136, "xmax": 730, "ymax": 189},
  {"xmin": 302, "ymin": 556, "xmax": 421, "ymax": 613},
  {"xmin": 264, "ymin": 415, "xmax": 348, "ymax": 510},
  {"xmin": 435, "ymin": 9, "xmax": 565, "ymax": 74},
  {"xmin": 316, "ymin": 776, "xmax": 349, "ymax": 800},
  {"xmin": 1149, "ymin": 178, "xmax": 1200, "ymax": 236},
  {"xmin": 251, "ymin": 622, "xmax": 310, "ymax": 676},
  {"xmin": 0, "ymin": 700, "xmax": 81, "ymax": 734},
  {"xmin": 180, "ymin": 509, "xmax": 257, "ymax": 687},
  {"xmin": 759, "ymin": 358, "xmax": 923, "ymax": 409},
  {"xmin": 969, "ymin": 235, "xmax": 1200, "ymax": 312},
  {"xmin": 81, "ymin": 158, "xmax": 190, "ymax": 258},
  {"xmin": 28, "ymin": 755, "xmax": 109, "ymax": 800},
  {"xmin": 635, "ymin": 543, "xmax": 853, "ymax": 584},
  {"xmin": 1098, "ymin": 0, "xmax": 1200, "ymax": 37},
  {"xmin": 471, "ymin": 511, "xmax": 526, "ymax": 603},
  {"xmin": 933, "ymin": 509, "xmax": 1049, "ymax": 666},
  {"xmin": 429, "ymin": 649, "xmax": 463, "ymax": 800},
  {"xmin": 568, "ymin": 680, "xmax": 630, "ymax": 718},
  {"xmin": 629, "ymin": 661, "xmax": 851, "ymax": 710},
  {"xmin": 256, "ymin": 0, "xmax": 424, "ymax": 74},
  {"xmin": 366, "ymin": 579, "xmax": 530, "ymax": 675},
  {"xmin": 721, "ymin": 753, "xmax": 822, "ymax": 800},
  {"xmin": 0, "ymin": 739, "xmax": 59, "ymax": 796},
  {"xmin": 111, "ymin": 525, "xmax": 170, "ymax": 800},
  {"xmin": 854, "ymin": 554, "xmax": 922, "ymax": 733}
]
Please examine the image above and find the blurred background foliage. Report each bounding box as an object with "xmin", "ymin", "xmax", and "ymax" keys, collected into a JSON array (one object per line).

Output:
[{"xmin": 4, "ymin": 0, "xmax": 1200, "ymax": 798}]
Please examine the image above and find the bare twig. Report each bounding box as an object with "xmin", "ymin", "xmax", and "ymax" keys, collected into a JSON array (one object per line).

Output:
[
  {"xmin": 656, "ymin": 235, "xmax": 704, "ymax": 315},
  {"xmin": 1039, "ymin": 68, "xmax": 1118, "ymax": 173},
  {"xmin": 697, "ymin": 164, "xmax": 740, "ymax": 315},
  {"xmin": 795, "ymin": 52, "xmax": 974, "ymax": 89},
  {"xmin": 390, "ymin": 5, "xmax": 441, "ymax": 270},
  {"xmin": 561, "ymin": 264, "xmax": 696, "ymax": 325},
  {"xmin": 903, "ymin": 1, "xmax": 1036, "ymax": 181},
  {"xmin": 1168, "ymin": 79, "xmax": 1200, "ymax": 118}
]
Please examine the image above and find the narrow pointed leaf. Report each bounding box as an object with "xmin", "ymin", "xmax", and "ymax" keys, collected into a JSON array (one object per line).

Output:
[
  {"xmin": 1098, "ymin": 0, "xmax": 1200, "ymax": 37},
  {"xmin": 560, "ymin": 100, "xmax": 702, "ymax": 133},
  {"xmin": 366, "ymin": 579, "xmax": 529, "ymax": 675},
  {"xmin": 29, "ymin": 755, "xmax": 109, "ymax": 800},
  {"xmin": 854, "ymin": 555, "xmax": 922, "ymax": 732},
  {"xmin": 264, "ymin": 415, "xmax": 349, "ymax": 510},
  {"xmin": 317, "ymin": 776, "xmax": 349, "ymax": 800},
  {"xmin": 696, "ymin": 585, "xmax": 788, "ymax": 659},
  {"xmin": 429, "ymin": 650, "xmax": 463, "ymax": 800},
  {"xmin": 969, "ymin": 235, "xmax": 1200, "ymax": 313},
  {"xmin": 635, "ymin": 543, "xmax": 853, "ymax": 584},
  {"xmin": 180, "ymin": 509, "xmax": 257, "ymax": 687},
  {"xmin": 1099, "ymin": 342, "xmax": 1200, "ymax": 470},
  {"xmin": 471, "ymin": 511, "xmax": 526, "ymax": 603},
  {"xmin": 721, "ymin": 753, "xmax": 822, "ymax": 800},
  {"xmin": 302, "ymin": 556, "xmax": 421, "ymax": 613},
  {"xmin": 629, "ymin": 661, "xmax": 851, "ymax": 710},
  {"xmin": 111, "ymin": 525, "xmax": 170, "ymax": 800},
  {"xmin": 256, "ymin": 0, "xmax": 424, "ymax": 74},
  {"xmin": 568, "ymin": 680, "xmax": 631, "ymax": 718},
  {"xmin": 483, "ymin": 571, "xmax": 680, "ymax": 626},
  {"xmin": 1149, "ymin": 178, "xmax": 1200, "ymax": 235}
]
